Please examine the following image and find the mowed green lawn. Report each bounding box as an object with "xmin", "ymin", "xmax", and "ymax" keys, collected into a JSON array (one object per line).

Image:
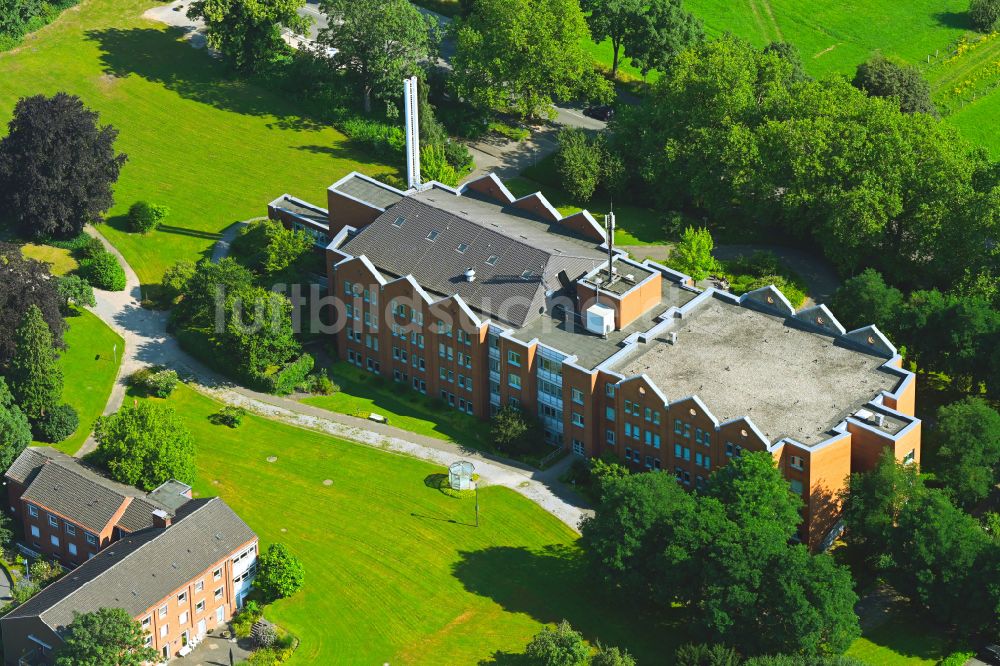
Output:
[
  {"xmin": 41, "ymin": 307, "xmax": 122, "ymax": 455},
  {"xmin": 948, "ymin": 93, "xmax": 1000, "ymax": 156},
  {"xmin": 155, "ymin": 385, "xmax": 668, "ymax": 664},
  {"xmin": 0, "ymin": 0, "xmax": 397, "ymax": 288},
  {"xmin": 845, "ymin": 613, "xmax": 957, "ymax": 666}
]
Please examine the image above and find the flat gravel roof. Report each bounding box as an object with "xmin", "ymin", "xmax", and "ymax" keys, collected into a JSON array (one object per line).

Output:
[{"xmin": 614, "ymin": 296, "xmax": 901, "ymax": 445}]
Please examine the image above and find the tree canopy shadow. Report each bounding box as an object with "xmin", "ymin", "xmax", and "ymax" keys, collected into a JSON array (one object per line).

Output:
[
  {"xmin": 82, "ymin": 27, "xmax": 325, "ymax": 128},
  {"xmin": 933, "ymin": 11, "xmax": 972, "ymax": 30},
  {"xmin": 452, "ymin": 545, "xmax": 676, "ymax": 663}
]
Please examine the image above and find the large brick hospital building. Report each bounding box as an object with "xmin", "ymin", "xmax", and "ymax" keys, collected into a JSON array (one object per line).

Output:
[{"xmin": 268, "ymin": 171, "xmax": 921, "ymax": 549}]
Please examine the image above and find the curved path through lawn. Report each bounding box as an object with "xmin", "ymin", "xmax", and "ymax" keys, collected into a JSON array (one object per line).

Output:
[{"xmin": 77, "ymin": 225, "xmax": 591, "ymax": 531}]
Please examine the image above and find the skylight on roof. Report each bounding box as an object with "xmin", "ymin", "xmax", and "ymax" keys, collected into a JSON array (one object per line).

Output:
[
  {"xmin": 456, "ymin": 243, "xmax": 469, "ymax": 253},
  {"xmin": 392, "ymin": 216, "xmax": 405, "ymax": 227},
  {"xmin": 485, "ymin": 255, "xmax": 499, "ymax": 266},
  {"xmin": 426, "ymin": 230, "xmax": 439, "ymax": 241},
  {"xmin": 521, "ymin": 270, "xmax": 534, "ymax": 279}
]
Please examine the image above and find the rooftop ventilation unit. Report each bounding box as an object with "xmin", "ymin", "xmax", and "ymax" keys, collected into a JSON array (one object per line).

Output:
[
  {"xmin": 586, "ymin": 303, "xmax": 615, "ymax": 337},
  {"xmin": 669, "ymin": 331, "xmax": 678, "ymax": 345},
  {"xmin": 624, "ymin": 273, "xmax": 636, "ymax": 284},
  {"xmin": 464, "ymin": 268, "xmax": 476, "ymax": 282}
]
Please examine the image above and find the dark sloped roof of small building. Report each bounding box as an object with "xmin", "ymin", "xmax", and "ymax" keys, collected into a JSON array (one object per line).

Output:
[
  {"xmin": 4, "ymin": 498, "xmax": 257, "ymax": 631},
  {"xmin": 19, "ymin": 463, "xmax": 128, "ymax": 534},
  {"xmin": 340, "ymin": 191, "xmax": 606, "ymax": 327},
  {"xmin": 7, "ymin": 448, "xmax": 191, "ymax": 535}
]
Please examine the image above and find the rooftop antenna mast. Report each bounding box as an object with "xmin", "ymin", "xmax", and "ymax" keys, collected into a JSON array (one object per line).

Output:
[
  {"xmin": 403, "ymin": 76, "xmax": 421, "ymax": 190},
  {"xmin": 605, "ymin": 208, "xmax": 616, "ymax": 287}
]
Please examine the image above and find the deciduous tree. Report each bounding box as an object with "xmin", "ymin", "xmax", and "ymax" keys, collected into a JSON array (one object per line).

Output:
[
  {"xmin": 187, "ymin": 0, "xmax": 309, "ymax": 73},
  {"xmin": 318, "ymin": 0, "xmax": 437, "ymax": 114},
  {"xmin": 0, "ymin": 0, "xmax": 44, "ymax": 39},
  {"xmin": 618, "ymin": 0, "xmax": 703, "ymax": 76},
  {"xmin": 668, "ymin": 226, "xmax": 719, "ymax": 281},
  {"xmin": 450, "ymin": 0, "xmax": 612, "ymax": 118},
  {"xmin": 231, "ymin": 218, "xmax": 313, "ymax": 277},
  {"xmin": 614, "ymin": 35, "xmax": 997, "ymax": 290},
  {"xmin": 852, "ymin": 54, "xmax": 936, "ymax": 116},
  {"xmin": 523, "ymin": 620, "xmax": 589, "ymax": 666},
  {"xmin": 54, "ymin": 608, "xmax": 159, "ymax": 666},
  {"xmin": 830, "ymin": 269, "xmax": 904, "ymax": 334},
  {"xmin": 970, "ymin": 0, "xmax": 1000, "ymax": 32},
  {"xmin": 583, "ymin": 453, "xmax": 859, "ymax": 656},
  {"xmin": 94, "ymin": 402, "xmax": 195, "ymax": 490},
  {"xmin": 0, "ymin": 93, "xmax": 126, "ymax": 239},
  {"xmin": 841, "ymin": 449, "xmax": 923, "ymax": 568},
  {"xmin": 254, "ymin": 542, "xmax": 305, "ymax": 601},
  {"xmin": 56, "ymin": 275, "xmax": 96, "ymax": 311},
  {"xmin": 933, "ymin": 397, "xmax": 1000, "ymax": 510},
  {"xmin": 555, "ymin": 128, "xmax": 601, "ymax": 201}
]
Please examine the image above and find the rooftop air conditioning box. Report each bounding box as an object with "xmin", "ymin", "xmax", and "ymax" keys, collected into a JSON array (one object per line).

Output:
[{"xmin": 586, "ymin": 303, "xmax": 616, "ymax": 336}]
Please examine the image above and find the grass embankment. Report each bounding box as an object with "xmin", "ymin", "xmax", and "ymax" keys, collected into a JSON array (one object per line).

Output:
[
  {"xmin": 151, "ymin": 384, "xmax": 667, "ymax": 664},
  {"xmin": 0, "ymin": 0, "xmax": 397, "ymax": 291},
  {"xmin": 302, "ymin": 362, "xmax": 493, "ymax": 450},
  {"xmin": 301, "ymin": 362, "xmax": 557, "ymax": 467}
]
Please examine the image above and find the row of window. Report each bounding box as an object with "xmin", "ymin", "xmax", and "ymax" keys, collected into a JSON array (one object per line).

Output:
[
  {"xmin": 438, "ymin": 368, "xmax": 474, "ymax": 392},
  {"xmin": 27, "ymin": 505, "xmax": 98, "ymax": 546},
  {"xmin": 623, "ymin": 401, "xmax": 661, "ymax": 424},
  {"xmin": 623, "ymin": 448, "xmax": 662, "ymax": 470},
  {"xmin": 440, "ymin": 390, "xmax": 475, "ymax": 415}
]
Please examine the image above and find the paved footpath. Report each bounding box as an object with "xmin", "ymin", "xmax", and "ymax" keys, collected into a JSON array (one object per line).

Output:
[{"xmin": 77, "ymin": 226, "xmax": 592, "ymax": 531}]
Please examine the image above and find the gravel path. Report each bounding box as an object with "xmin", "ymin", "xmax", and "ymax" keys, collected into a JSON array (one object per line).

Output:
[{"xmin": 76, "ymin": 226, "xmax": 592, "ymax": 531}]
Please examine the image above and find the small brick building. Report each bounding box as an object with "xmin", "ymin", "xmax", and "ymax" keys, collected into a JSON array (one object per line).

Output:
[{"xmin": 1, "ymin": 449, "xmax": 258, "ymax": 665}]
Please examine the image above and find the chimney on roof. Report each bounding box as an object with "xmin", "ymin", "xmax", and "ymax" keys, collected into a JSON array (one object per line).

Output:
[
  {"xmin": 152, "ymin": 509, "xmax": 171, "ymax": 529},
  {"xmin": 403, "ymin": 76, "xmax": 421, "ymax": 189}
]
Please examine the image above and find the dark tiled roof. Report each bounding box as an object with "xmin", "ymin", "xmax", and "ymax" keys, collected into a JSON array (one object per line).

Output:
[
  {"xmin": 19, "ymin": 464, "xmax": 127, "ymax": 534},
  {"xmin": 4, "ymin": 498, "xmax": 257, "ymax": 630},
  {"xmin": 340, "ymin": 194, "xmax": 606, "ymax": 327},
  {"xmin": 4, "ymin": 447, "xmax": 78, "ymax": 486},
  {"xmin": 115, "ymin": 497, "xmax": 161, "ymax": 533}
]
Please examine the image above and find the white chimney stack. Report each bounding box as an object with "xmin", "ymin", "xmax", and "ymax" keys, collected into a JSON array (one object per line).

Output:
[{"xmin": 404, "ymin": 76, "xmax": 421, "ymax": 189}]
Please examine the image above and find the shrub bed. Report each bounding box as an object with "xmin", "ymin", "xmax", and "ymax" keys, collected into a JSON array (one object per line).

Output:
[{"xmin": 78, "ymin": 250, "xmax": 126, "ymax": 291}]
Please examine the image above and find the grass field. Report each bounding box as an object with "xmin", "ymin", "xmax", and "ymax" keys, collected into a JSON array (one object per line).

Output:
[
  {"xmin": 40, "ymin": 307, "xmax": 122, "ymax": 454},
  {"xmin": 151, "ymin": 383, "xmax": 942, "ymax": 665},
  {"xmin": 20, "ymin": 244, "xmax": 78, "ymax": 275},
  {"xmin": 0, "ymin": 0, "xmax": 397, "ymax": 289},
  {"xmin": 151, "ymin": 384, "xmax": 669, "ymax": 664},
  {"xmin": 683, "ymin": 0, "xmax": 972, "ymax": 78},
  {"xmin": 302, "ymin": 362, "xmax": 494, "ymax": 450}
]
